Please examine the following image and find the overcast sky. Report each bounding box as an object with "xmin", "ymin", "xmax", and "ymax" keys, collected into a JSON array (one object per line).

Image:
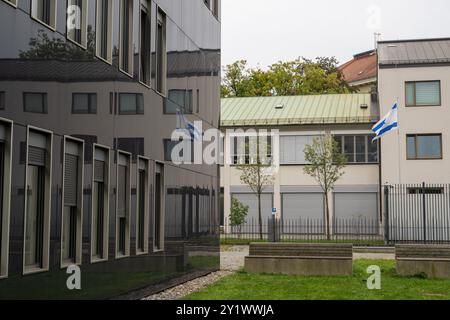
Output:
[{"xmin": 221, "ymin": 0, "xmax": 450, "ymax": 68}]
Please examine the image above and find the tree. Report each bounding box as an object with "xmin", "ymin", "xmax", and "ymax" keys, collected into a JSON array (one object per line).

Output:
[
  {"xmin": 303, "ymin": 134, "xmax": 347, "ymax": 240},
  {"xmin": 230, "ymin": 197, "xmax": 249, "ymax": 237},
  {"xmin": 221, "ymin": 57, "xmax": 353, "ymax": 98},
  {"xmin": 236, "ymin": 138, "xmax": 274, "ymax": 240},
  {"xmin": 19, "ymin": 27, "xmax": 96, "ymax": 60}
]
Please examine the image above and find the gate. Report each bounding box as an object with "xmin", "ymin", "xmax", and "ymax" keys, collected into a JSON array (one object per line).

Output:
[{"xmin": 385, "ymin": 183, "xmax": 450, "ymax": 243}]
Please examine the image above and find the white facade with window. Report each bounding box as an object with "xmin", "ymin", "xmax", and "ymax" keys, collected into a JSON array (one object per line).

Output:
[{"xmin": 378, "ymin": 39, "xmax": 450, "ymax": 184}]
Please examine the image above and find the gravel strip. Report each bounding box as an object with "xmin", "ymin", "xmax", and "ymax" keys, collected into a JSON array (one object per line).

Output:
[{"xmin": 143, "ymin": 271, "xmax": 233, "ymax": 300}]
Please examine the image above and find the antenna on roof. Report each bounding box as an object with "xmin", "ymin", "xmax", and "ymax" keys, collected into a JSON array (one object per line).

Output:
[{"xmin": 374, "ymin": 32, "xmax": 382, "ymax": 50}]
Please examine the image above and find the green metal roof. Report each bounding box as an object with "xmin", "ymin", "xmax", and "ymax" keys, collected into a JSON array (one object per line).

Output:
[{"xmin": 220, "ymin": 94, "xmax": 378, "ymax": 127}]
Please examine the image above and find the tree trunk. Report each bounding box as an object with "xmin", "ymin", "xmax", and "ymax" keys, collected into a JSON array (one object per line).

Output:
[
  {"xmin": 258, "ymin": 193, "xmax": 263, "ymax": 240},
  {"xmin": 325, "ymin": 192, "xmax": 331, "ymax": 240}
]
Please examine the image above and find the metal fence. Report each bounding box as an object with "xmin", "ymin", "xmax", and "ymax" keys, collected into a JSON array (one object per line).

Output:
[
  {"xmin": 222, "ymin": 217, "xmax": 385, "ymax": 245},
  {"xmin": 222, "ymin": 183, "xmax": 450, "ymax": 245},
  {"xmin": 385, "ymin": 183, "xmax": 450, "ymax": 243}
]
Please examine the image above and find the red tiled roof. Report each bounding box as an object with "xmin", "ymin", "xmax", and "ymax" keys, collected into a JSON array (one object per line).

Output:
[{"xmin": 339, "ymin": 50, "xmax": 377, "ymax": 85}]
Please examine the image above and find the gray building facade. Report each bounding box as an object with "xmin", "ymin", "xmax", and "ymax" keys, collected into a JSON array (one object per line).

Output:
[{"xmin": 0, "ymin": 0, "xmax": 221, "ymax": 299}]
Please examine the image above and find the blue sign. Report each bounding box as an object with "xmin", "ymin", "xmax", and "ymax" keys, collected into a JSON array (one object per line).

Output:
[{"xmin": 272, "ymin": 208, "xmax": 277, "ymax": 215}]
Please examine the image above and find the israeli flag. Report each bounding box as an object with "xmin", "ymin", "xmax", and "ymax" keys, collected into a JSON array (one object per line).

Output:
[
  {"xmin": 176, "ymin": 109, "xmax": 202, "ymax": 140},
  {"xmin": 372, "ymin": 103, "xmax": 398, "ymax": 141}
]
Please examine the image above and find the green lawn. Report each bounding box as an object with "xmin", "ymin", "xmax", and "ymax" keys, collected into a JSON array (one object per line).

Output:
[{"xmin": 184, "ymin": 260, "xmax": 450, "ymax": 300}]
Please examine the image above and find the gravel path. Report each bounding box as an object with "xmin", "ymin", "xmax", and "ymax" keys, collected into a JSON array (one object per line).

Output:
[
  {"xmin": 220, "ymin": 245, "xmax": 249, "ymax": 271},
  {"xmin": 143, "ymin": 271, "xmax": 233, "ymax": 300}
]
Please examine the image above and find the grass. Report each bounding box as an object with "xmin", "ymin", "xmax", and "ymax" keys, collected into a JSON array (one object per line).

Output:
[{"xmin": 184, "ymin": 260, "xmax": 450, "ymax": 300}]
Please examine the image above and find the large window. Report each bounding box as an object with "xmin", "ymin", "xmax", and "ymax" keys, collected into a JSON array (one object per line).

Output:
[
  {"xmin": 116, "ymin": 152, "xmax": 131, "ymax": 257},
  {"xmin": 23, "ymin": 93, "xmax": 48, "ymax": 114},
  {"xmin": 140, "ymin": 1, "xmax": 151, "ymax": 86},
  {"xmin": 31, "ymin": 0, "xmax": 56, "ymax": 29},
  {"xmin": 406, "ymin": 81, "xmax": 441, "ymax": 107},
  {"xmin": 230, "ymin": 135, "xmax": 272, "ymax": 165},
  {"xmin": 0, "ymin": 120, "xmax": 12, "ymax": 279},
  {"xmin": 154, "ymin": 163, "xmax": 164, "ymax": 251},
  {"xmin": 72, "ymin": 93, "xmax": 97, "ymax": 114},
  {"xmin": 61, "ymin": 138, "xmax": 84, "ymax": 267},
  {"xmin": 24, "ymin": 128, "xmax": 52, "ymax": 274},
  {"xmin": 119, "ymin": 93, "xmax": 144, "ymax": 115},
  {"xmin": 136, "ymin": 157, "xmax": 149, "ymax": 254},
  {"xmin": 334, "ymin": 135, "xmax": 379, "ymax": 164},
  {"xmin": 280, "ymin": 135, "xmax": 318, "ymax": 165},
  {"xmin": 407, "ymin": 134, "xmax": 442, "ymax": 160},
  {"xmin": 165, "ymin": 90, "xmax": 193, "ymax": 114},
  {"xmin": 67, "ymin": 0, "xmax": 88, "ymax": 47},
  {"xmin": 119, "ymin": 0, "xmax": 134, "ymax": 75},
  {"xmin": 91, "ymin": 145, "xmax": 110, "ymax": 262},
  {"xmin": 156, "ymin": 9, "xmax": 167, "ymax": 94},
  {"xmin": 96, "ymin": 0, "xmax": 113, "ymax": 63}
]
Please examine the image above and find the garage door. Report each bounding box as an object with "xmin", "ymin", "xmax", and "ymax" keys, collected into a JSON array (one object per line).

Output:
[
  {"xmin": 334, "ymin": 192, "xmax": 378, "ymax": 234},
  {"xmin": 232, "ymin": 193, "xmax": 273, "ymax": 227},
  {"xmin": 282, "ymin": 193, "xmax": 325, "ymax": 234}
]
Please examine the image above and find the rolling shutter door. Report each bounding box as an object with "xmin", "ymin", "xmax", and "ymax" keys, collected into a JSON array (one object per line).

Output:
[
  {"xmin": 334, "ymin": 192, "xmax": 378, "ymax": 235},
  {"xmin": 232, "ymin": 193, "xmax": 273, "ymax": 224},
  {"xmin": 282, "ymin": 193, "xmax": 325, "ymax": 234},
  {"xmin": 282, "ymin": 193, "xmax": 324, "ymax": 220},
  {"xmin": 94, "ymin": 160, "xmax": 105, "ymax": 182},
  {"xmin": 334, "ymin": 193, "xmax": 378, "ymax": 220}
]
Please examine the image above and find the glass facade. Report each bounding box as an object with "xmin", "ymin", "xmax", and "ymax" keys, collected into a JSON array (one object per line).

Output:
[{"xmin": 0, "ymin": 0, "xmax": 221, "ymax": 299}]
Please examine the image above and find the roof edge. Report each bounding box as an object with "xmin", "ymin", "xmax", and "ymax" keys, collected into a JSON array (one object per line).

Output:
[{"xmin": 378, "ymin": 36, "xmax": 450, "ymax": 44}]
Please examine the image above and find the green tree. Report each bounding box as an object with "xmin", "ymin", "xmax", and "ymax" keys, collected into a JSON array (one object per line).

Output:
[
  {"xmin": 19, "ymin": 27, "xmax": 96, "ymax": 60},
  {"xmin": 303, "ymin": 134, "xmax": 347, "ymax": 240},
  {"xmin": 221, "ymin": 57, "xmax": 353, "ymax": 98},
  {"xmin": 230, "ymin": 197, "xmax": 249, "ymax": 236}
]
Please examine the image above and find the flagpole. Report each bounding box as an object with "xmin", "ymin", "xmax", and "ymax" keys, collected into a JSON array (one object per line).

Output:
[{"xmin": 396, "ymin": 98, "xmax": 401, "ymax": 185}]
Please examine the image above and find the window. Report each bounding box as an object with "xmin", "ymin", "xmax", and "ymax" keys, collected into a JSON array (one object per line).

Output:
[
  {"xmin": 23, "ymin": 93, "xmax": 47, "ymax": 114},
  {"xmin": 408, "ymin": 187, "xmax": 444, "ymax": 195},
  {"xmin": 164, "ymin": 138, "xmax": 194, "ymax": 163},
  {"xmin": 71, "ymin": 135, "xmax": 97, "ymax": 162},
  {"xmin": 61, "ymin": 138, "xmax": 84, "ymax": 267},
  {"xmin": 280, "ymin": 135, "xmax": 318, "ymax": 165},
  {"xmin": 0, "ymin": 92, "xmax": 5, "ymax": 110},
  {"xmin": 116, "ymin": 152, "xmax": 130, "ymax": 257},
  {"xmin": 334, "ymin": 135, "xmax": 379, "ymax": 164},
  {"xmin": 136, "ymin": 157, "xmax": 149, "ymax": 254},
  {"xmin": 31, "ymin": 0, "xmax": 56, "ymax": 29},
  {"xmin": 212, "ymin": 0, "xmax": 219, "ymax": 18},
  {"xmin": 119, "ymin": 0, "xmax": 134, "ymax": 75},
  {"xmin": 96, "ymin": 0, "xmax": 113, "ymax": 63},
  {"xmin": 407, "ymin": 134, "xmax": 442, "ymax": 160},
  {"xmin": 154, "ymin": 163, "xmax": 164, "ymax": 251},
  {"xmin": 140, "ymin": 1, "xmax": 151, "ymax": 86},
  {"xmin": 156, "ymin": 9, "xmax": 167, "ymax": 94},
  {"xmin": 165, "ymin": 90, "xmax": 193, "ymax": 114},
  {"xmin": 24, "ymin": 128, "xmax": 52, "ymax": 274},
  {"xmin": 118, "ymin": 93, "xmax": 144, "ymax": 114},
  {"xmin": 67, "ymin": 0, "xmax": 88, "ymax": 47},
  {"xmin": 196, "ymin": 89, "xmax": 200, "ymax": 113},
  {"xmin": 72, "ymin": 93, "xmax": 97, "ymax": 114},
  {"xmin": 231, "ymin": 135, "xmax": 272, "ymax": 165},
  {"xmin": 114, "ymin": 138, "xmax": 144, "ymax": 159},
  {"xmin": 91, "ymin": 145, "xmax": 110, "ymax": 262},
  {"xmin": 0, "ymin": 120, "xmax": 12, "ymax": 279},
  {"xmin": 406, "ymin": 81, "xmax": 441, "ymax": 106}
]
